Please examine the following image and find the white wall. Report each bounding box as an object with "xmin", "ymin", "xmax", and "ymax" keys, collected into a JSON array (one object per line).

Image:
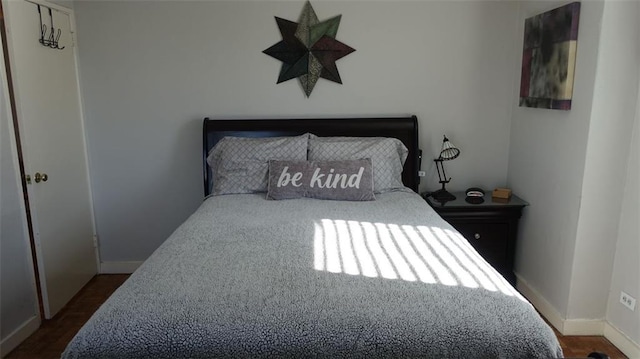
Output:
[
  {"xmin": 508, "ymin": 0, "xmax": 640, "ymax": 353},
  {"xmin": 568, "ymin": 0, "xmax": 639, "ymax": 321},
  {"xmin": 507, "ymin": 0, "xmax": 604, "ymax": 317},
  {"xmin": 0, "ymin": 35, "xmax": 39, "ymax": 353},
  {"xmin": 47, "ymin": 0, "xmax": 72, "ymax": 9},
  {"xmin": 74, "ymin": 1, "xmax": 520, "ymax": 262},
  {"xmin": 604, "ymin": 4, "xmax": 640, "ymax": 348},
  {"xmin": 605, "ymin": 73, "xmax": 640, "ymax": 346}
]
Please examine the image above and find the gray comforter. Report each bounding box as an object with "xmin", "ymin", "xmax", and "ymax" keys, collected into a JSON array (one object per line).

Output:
[{"xmin": 63, "ymin": 192, "xmax": 563, "ymax": 358}]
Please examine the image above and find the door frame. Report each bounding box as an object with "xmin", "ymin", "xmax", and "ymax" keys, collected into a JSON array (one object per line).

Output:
[{"xmin": 2, "ymin": 0, "xmax": 100, "ymax": 318}]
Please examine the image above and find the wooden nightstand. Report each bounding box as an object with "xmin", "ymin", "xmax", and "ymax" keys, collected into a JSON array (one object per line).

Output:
[{"xmin": 424, "ymin": 192, "xmax": 528, "ymax": 285}]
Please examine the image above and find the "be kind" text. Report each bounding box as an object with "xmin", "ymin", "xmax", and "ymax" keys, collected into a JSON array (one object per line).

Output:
[{"xmin": 277, "ymin": 166, "xmax": 364, "ymax": 189}]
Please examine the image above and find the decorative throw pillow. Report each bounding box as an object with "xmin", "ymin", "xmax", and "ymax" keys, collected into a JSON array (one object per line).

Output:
[
  {"xmin": 307, "ymin": 136, "xmax": 408, "ymax": 193},
  {"xmin": 207, "ymin": 134, "xmax": 309, "ymax": 195},
  {"xmin": 267, "ymin": 159, "xmax": 375, "ymax": 201}
]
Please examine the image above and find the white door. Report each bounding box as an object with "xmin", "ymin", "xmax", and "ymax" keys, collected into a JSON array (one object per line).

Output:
[{"xmin": 3, "ymin": 0, "xmax": 97, "ymax": 318}]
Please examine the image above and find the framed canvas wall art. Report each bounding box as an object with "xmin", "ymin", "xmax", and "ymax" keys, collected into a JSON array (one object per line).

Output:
[{"xmin": 519, "ymin": 2, "xmax": 581, "ymax": 110}]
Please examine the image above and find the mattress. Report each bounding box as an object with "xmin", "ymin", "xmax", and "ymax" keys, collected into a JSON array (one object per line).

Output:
[{"xmin": 63, "ymin": 191, "xmax": 563, "ymax": 358}]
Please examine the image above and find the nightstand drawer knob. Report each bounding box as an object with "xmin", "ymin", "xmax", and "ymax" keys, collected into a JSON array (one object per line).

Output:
[{"xmin": 474, "ymin": 233, "xmax": 481, "ymax": 240}]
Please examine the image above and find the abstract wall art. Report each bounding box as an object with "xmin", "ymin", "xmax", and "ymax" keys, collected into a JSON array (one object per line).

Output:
[
  {"xmin": 263, "ymin": 1, "xmax": 355, "ymax": 97},
  {"xmin": 519, "ymin": 2, "xmax": 581, "ymax": 110}
]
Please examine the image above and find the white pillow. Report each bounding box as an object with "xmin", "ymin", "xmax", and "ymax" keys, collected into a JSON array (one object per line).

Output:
[
  {"xmin": 307, "ymin": 136, "xmax": 408, "ymax": 193},
  {"xmin": 207, "ymin": 134, "xmax": 309, "ymax": 195}
]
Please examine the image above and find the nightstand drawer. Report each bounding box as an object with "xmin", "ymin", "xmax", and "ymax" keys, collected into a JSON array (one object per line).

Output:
[{"xmin": 451, "ymin": 222, "xmax": 509, "ymax": 274}]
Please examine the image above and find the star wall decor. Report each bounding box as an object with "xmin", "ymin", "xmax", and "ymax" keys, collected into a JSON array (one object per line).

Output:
[{"xmin": 263, "ymin": 1, "xmax": 355, "ymax": 97}]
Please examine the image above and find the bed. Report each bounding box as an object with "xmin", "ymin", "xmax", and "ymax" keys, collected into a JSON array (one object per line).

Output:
[{"xmin": 62, "ymin": 116, "xmax": 563, "ymax": 358}]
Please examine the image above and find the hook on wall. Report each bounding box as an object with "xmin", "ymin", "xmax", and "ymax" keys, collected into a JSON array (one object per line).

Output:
[{"xmin": 37, "ymin": 5, "xmax": 65, "ymax": 50}]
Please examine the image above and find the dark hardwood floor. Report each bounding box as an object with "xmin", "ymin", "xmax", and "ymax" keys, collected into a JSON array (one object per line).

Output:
[
  {"xmin": 6, "ymin": 274, "xmax": 627, "ymax": 359},
  {"xmin": 5, "ymin": 275, "xmax": 129, "ymax": 359}
]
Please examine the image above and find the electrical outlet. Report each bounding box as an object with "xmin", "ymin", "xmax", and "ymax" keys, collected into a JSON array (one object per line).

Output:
[
  {"xmin": 418, "ymin": 171, "xmax": 426, "ymax": 177},
  {"xmin": 620, "ymin": 291, "xmax": 636, "ymax": 311}
]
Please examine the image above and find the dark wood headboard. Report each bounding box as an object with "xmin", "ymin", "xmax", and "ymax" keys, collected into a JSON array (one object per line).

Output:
[{"xmin": 203, "ymin": 116, "xmax": 421, "ymax": 196}]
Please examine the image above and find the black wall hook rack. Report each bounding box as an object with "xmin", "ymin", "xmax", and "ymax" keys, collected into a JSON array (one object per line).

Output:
[{"xmin": 37, "ymin": 5, "xmax": 65, "ymax": 50}]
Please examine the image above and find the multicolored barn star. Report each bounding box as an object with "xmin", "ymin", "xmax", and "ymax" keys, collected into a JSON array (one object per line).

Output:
[{"xmin": 263, "ymin": 1, "xmax": 355, "ymax": 97}]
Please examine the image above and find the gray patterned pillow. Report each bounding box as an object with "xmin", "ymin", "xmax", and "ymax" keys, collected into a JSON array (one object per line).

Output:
[
  {"xmin": 207, "ymin": 134, "xmax": 309, "ymax": 195},
  {"xmin": 267, "ymin": 159, "xmax": 375, "ymax": 201},
  {"xmin": 308, "ymin": 136, "xmax": 408, "ymax": 193}
]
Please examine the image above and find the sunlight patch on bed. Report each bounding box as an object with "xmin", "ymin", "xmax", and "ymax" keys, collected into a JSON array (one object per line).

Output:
[
  {"xmin": 440, "ymin": 228, "xmax": 519, "ymax": 297},
  {"xmin": 313, "ymin": 219, "xmax": 520, "ymax": 297}
]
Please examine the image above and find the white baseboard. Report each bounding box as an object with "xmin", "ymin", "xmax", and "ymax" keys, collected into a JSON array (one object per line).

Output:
[
  {"xmin": 604, "ymin": 322, "xmax": 640, "ymax": 359},
  {"xmin": 0, "ymin": 315, "xmax": 40, "ymax": 357},
  {"xmin": 515, "ymin": 273, "xmax": 605, "ymax": 335},
  {"xmin": 516, "ymin": 273, "xmax": 640, "ymax": 358},
  {"xmin": 563, "ymin": 319, "xmax": 605, "ymax": 336},
  {"xmin": 99, "ymin": 261, "xmax": 143, "ymax": 274},
  {"xmin": 515, "ymin": 273, "xmax": 566, "ymax": 332}
]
